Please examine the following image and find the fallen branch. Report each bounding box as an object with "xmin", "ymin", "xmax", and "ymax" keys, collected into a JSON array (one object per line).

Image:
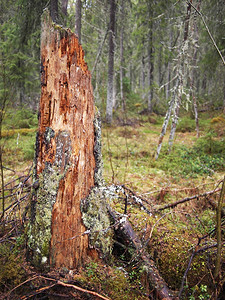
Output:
[
  {"xmin": 20, "ymin": 283, "xmax": 57, "ymax": 299},
  {"xmin": 156, "ymin": 188, "xmax": 221, "ymax": 211},
  {"xmin": 179, "ymin": 239, "xmax": 225, "ymax": 298},
  {"xmin": 7, "ymin": 275, "xmax": 39, "ymax": 299},
  {"xmin": 121, "ymin": 185, "xmax": 153, "ymax": 216},
  {"xmin": 56, "ymin": 280, "xmax": 111, "ymax": 300},
  {"xmin": 214, "ymin": 176, "xmax": 225, "ymax": 279},
  {"xmin": 7, "ymin": 274, "xmax": 111, "ymax": 300},
  {"xmin": 108, "ymin": 206, "xmax": 178, "ymax": 300},
  {"xmin": 179, "ymin": 240, "xmax": 200, "ymax": 298}
]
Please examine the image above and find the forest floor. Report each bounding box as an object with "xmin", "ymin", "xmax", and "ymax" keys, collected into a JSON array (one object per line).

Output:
[{"xmin": 0, "ymin": 108, "xmax": 224, "ymax": 299}]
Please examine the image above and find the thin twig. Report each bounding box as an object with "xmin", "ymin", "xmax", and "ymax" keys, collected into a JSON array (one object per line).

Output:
[
  {"xmin": 7, "ymin": 275, "xmax": 39, "ymax": 299},
  {"xmin": 145, "ymin": 212, "xmax": 172, "ymax": 246},
  {"xmin": 179, "ymin": 239, "xmax": 200, "ymax": 298},
  {"xmin": 20, "ymin": 283, "xmax": 57, "ymax": 299},
  {"xmin": 56, "ymin": 280, "xmax": 111, "ymax": 300},
  {"xmin": 214, "ymin": 176, "xmax": 225, "ymax": 279}
]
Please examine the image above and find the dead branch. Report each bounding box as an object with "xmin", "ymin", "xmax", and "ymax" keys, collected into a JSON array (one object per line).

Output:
[
  {"xmin": 179, "ymin": 241, "xmax": 225, "ymax": 298},
  {"xmin": 56, "ymin": 280, "xmax": 111, "ymax": 300},
  {"xmin": 20, "ymin": 283, "xmax": 57, "ymax": 299},
  {"xmin": 7, "ymin": 274, "xmax": 111, "ymax": 300},
  {"xmin": 1, "ymin": 193, "xmax": 30, "ymax": 216},
  {"xmin": 156, "ymin": 188, "xmax": 221, "ymax": 211},
  {"xmin": 214, "ymin": 176, "xmax": 225, "ymax": 279},
  {"xmin": 7, "ymin": 275, "xmax": 39, "ymax": 299},
  {"xmin": 108, "ymin": 206, "xmax": 178, "ymax": 300},
  {"xmin": 121, "ymin": 185, "xmax": 153, "ymax": 216}
]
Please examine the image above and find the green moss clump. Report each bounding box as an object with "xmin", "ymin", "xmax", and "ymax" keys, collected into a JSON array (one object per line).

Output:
[
  {"xmin": 79, "ymin": 260, "xmax": 148, "ymax": 300},
  {"xmin": 0, "ymin": 243, "xmax": 25, "ymax": 292}
]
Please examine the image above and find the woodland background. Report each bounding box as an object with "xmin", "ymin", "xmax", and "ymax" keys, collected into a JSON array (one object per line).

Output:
[{"xmin": 0, "ymin": 0, "xmax": 225, "ymax": 299}]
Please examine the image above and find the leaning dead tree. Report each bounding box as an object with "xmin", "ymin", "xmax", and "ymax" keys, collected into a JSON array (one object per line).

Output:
[
  {"xmin": 155, "ymin": 1, "xmax": 193, "ymax": 159},
  {"xmin": 28, "ymin": 9, "xmax": 177, "ymax": 300}
]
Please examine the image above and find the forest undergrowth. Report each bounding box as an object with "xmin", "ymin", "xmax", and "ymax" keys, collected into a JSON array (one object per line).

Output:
[{"xmin": 0, "ymin": 108, "xmax": 224, "ymax": 299}]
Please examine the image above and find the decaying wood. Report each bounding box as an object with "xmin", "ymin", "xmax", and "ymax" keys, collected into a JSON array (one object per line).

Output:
[
  {"xmin": 156, "ymin": 187, "xmax": 221, "ymax": 211},
  {"xmin": 108, "ymin": 207, "xmax": 178, "ymax": 300},
  {"xmin": 28, "ymin": 9, "xmax": 98, "ymax": 269}
]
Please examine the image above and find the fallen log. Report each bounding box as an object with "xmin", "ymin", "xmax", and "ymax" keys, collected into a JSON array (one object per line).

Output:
[{"xmin": 108, "ymin": 206, "xmax": 178, "ymax": 300}]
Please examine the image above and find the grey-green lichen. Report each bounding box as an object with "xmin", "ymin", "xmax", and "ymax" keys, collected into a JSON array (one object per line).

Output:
[
  {"xmin": 80, "ymin": 109, "xmax": 115, "ymax": 257},
  {"xmin": 27, "ymin": 128, "xmax": 72, "ymax": 268},
  {"xmin": 81, "ymin": 187, "xmax": 112, "ymax": 258},
  {"xmin": 81, "ymin": 184, "xmax": 125, "ymax": 259},
  {"xmin": 93, "ymin": 108, "xmax": 104, "ymax": 187}
]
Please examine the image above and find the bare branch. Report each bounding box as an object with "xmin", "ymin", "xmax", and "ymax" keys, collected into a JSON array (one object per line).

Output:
[{"xmin": 156, "ymin": 187, "xmax": 221, "ymax": 211}]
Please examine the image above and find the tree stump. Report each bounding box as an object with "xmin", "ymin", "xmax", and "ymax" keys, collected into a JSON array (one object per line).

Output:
[{"xmin": 28, "ymin": 9, "xmax": 102, "ymax": 269}]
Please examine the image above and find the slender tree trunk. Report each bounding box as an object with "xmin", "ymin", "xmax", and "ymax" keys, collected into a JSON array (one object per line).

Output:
[
  {"xmin": 214, "ymin": 177, "xmax": 225, "ymax": 279},
  {"xmin": 166, "ymin": 23, "xmax": 173, "ymax": 100},
  {"xmin": 190, "ymin": 0, "xmax": 201, "ymax": 138},
  {"xmin": 106, "ymin": 0, "xmax": 116, "ymax": 124},
  {"xmin": 141, "ymin": 54, "xmax": 145, "ymax": 100},
  {"xmin": 50, "ymin": 0, "xmax": 58, "ymax": 22},
  {"xmin": 28, "ymin": 10, "xmax": 104, "ymax": 269},
  {"xmin": 166, "ymin": 62, "xmax": 171, "ymax": 100},
  {"xmin": 61, "ymin": 0, "xmax": 68, "ymax": 17},
  {"xmin": 120, "ymin": 0, "xmax": 125, "ymax": 108},
  {"xmin": 158, "ymin": 45, "xmax": 162, "ymax": 86},
  {"xmin": 156, "ymin": 2, "xmax": 192, "ymax": 158},
  {"xmin": 223, "ymin": 81, "xmax": 225, "ymax": 113},
  {"xmin": 155, "ymin": 97, "xmax": 175, "ymax": 160},
  {"xmin": 0, "ymin": 54, "xmax": 7, "ymax": 223},
  {"xmin": 75, "ymin": 0, "xmax": 82, "ymax": 43},
  {"xmin": 168, "ymin": 2, "xmax": 191, "ymax": 151},
  {"xmin": 91, "ymin": 27, "xmax": 109, "ymax": 75},
  {"xmin": 147, "ymin": 20, "xmax": 154, "ymax": 113},
  {"xmin": 168, "ymin": 89, "xmax": 180, "ymax": 152}
]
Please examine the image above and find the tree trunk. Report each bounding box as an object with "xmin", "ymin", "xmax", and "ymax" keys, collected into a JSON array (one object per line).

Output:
[
  {"xmin": 167, "ymin": 2, "xmax": 191, "ymax": 152},
  {"xmin": 106, "ymin": 0, "xmax": 116, "ymax": 124},
  {"xmin": 75, "ymin": 0, "xmax": 82, "ymax": 43},
  {"xmin": 28, "ymin": 9, "xmax": 101, "ymax": 269},
  {"xmin": 120, "ymin": 0, "xmax": 125, "ymax": 107},
  {"xmin": 155, "ymin": 97, "xmax": 175, "ymax": 160},
  {"xmin": 147, "ymin": 2, "xmax": 154, "ymax": 113},
  {"xmin": 141, "ymin": 54, "xmax": 145, "ymax": 100},
  {"xmin": 61, "ymin": 0, "xmax": 68, "ymax": 17},
  {"xmin": 50, "ymin": 0, "xmax": 58, "ymax": 22},
  {"xmin": 190, "ymin": 0, "xmax": 201, "ymax": 138}
]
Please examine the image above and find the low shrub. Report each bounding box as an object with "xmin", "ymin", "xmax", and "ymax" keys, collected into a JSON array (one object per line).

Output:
[{"xmin": 177, "ymin": 117, "xmax": 196, "ymax": 133}]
